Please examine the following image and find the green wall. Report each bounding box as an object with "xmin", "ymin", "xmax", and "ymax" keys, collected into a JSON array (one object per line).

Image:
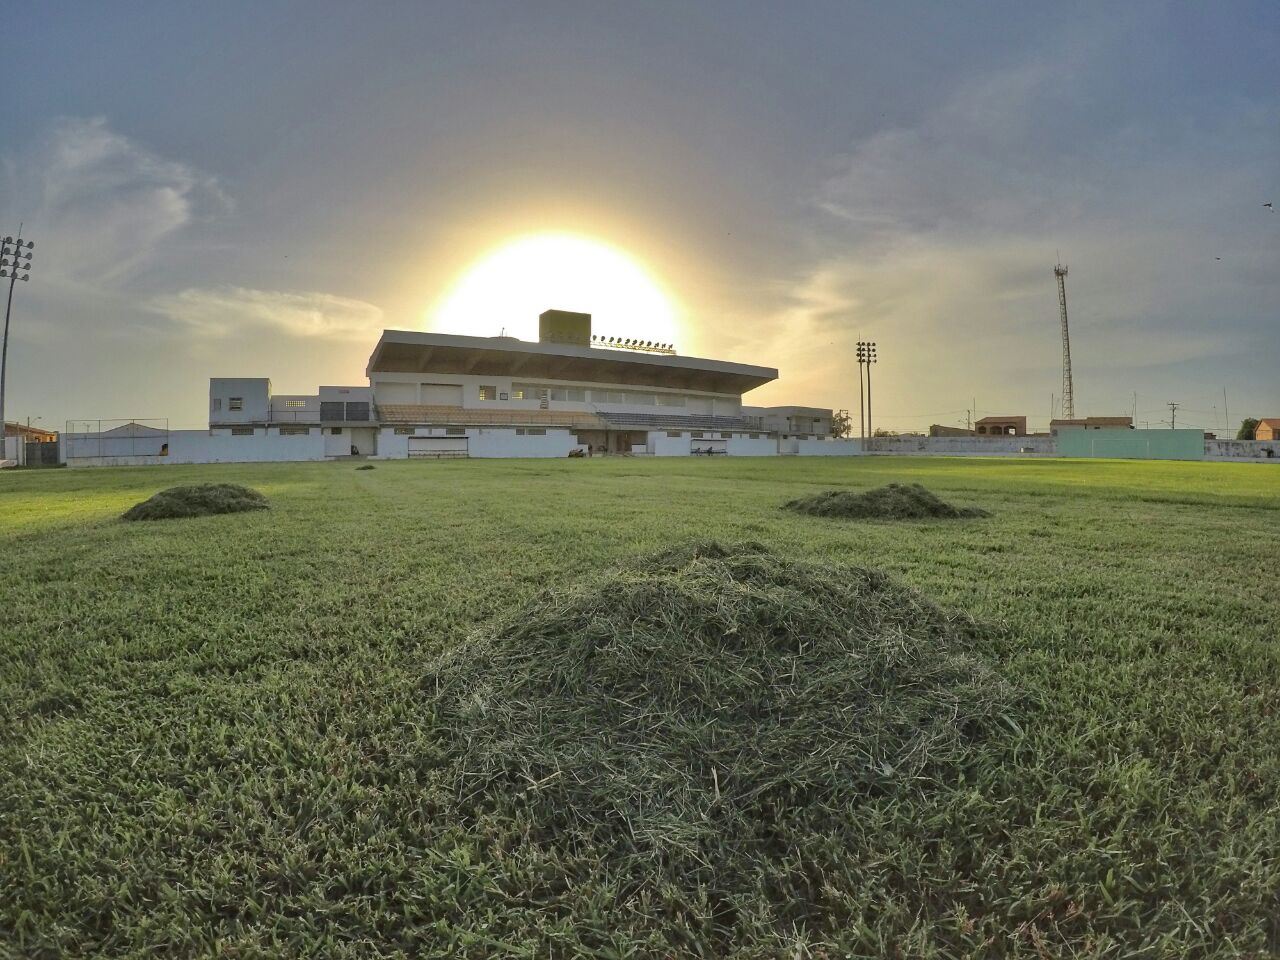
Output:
[{"xmin": 1057, "ymin": 428, "xmax": 1204, "ymax": 461}]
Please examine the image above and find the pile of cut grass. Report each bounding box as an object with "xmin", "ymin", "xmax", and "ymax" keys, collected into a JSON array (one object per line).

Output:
[
  {"xmin": 786, "ymin": 482, "xmax": 990, "ymax": 519},
  {"xmin": 356, "ymin": 464, "xmax": 376, "ymax": 470},
  {"xmin": 423, "ymin": 541, "xmax": 1015, "ymax": 945},
  {"xmin": 121, "ymin": 482, "xmax": 268, "ymax": 521}
]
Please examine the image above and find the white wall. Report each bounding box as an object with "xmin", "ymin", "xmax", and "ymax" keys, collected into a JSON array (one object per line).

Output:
[
  {"xmin": 2, "ymin": 436, "xmax": 23, "ymax": 464},
  {"xmin": 210, "ymin": 378, "xmax": 271, "ymax": 424},
  {"xmin": 470, "ymin": 428, "xmax": 579, "ymax": 458},
  {"xmin": 796, "ymin": 439, "xmax": 862, "ymax": 456},
  {"xmin": 1204, "ymin": 439, "xmax": 1280, "ymax": 460},
  {"xmin": 647, "ymin": 432, "xmax": 691, "ymax": 456},
  {"xmin": 66, "ymin": 428, "xmax": 327, "ymax": 467},
  {"xmin": 870, "ymin": 435, "xmax": 1055, "ymax": 456},
  {"xmin": 726, "ymin": 436, "xmax": 778, "ymax": 457}
]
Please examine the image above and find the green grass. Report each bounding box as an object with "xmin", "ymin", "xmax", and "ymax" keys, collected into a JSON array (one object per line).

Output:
[{"xmin": 1, "ymin": 457, "xmax": 1278, "ymax": 958}]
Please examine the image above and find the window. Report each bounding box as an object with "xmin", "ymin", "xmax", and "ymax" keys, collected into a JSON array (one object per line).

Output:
[
  {"xmin": 749, "ymin": 433, "xmax": 760, "ymax": 439},
  {"xmin": 279, "ymin": 427, "xmax": 310, "ymax": 436},
  {"xmin": 690, "ymin": 432, "xmax": 704, "ymax": 439},
  {"xmin": 548, "ymin": 386, "xmax": 586, "ymax": 402},
  {"xmin": 229, "ymin": 397, "xmax": 243, "ymax": 411},
  {"xmin": 394, "ymin": 427, "xmax": 415, "ymax": 435},
  {"xmin": 511, "ymin": 388, "xmax": 526, "ymax": 400},
  {"xmin": 515, "ymin": 427, "xmax": 546, "ymax": 436},
  {"xmin": 231, "ymin": 427, "xmax": 254, "ymax": 436},
  {"xmin": 283, "ymin": 399, "xmax": 307, "ymax": 408},
  {"xmin": 479, "ymin": 385, "xmax": 497, "ymax": 401},
  {"xmin": 211, "ymin": 398, "xmax": 222, "ymax": 412},
  {"xmin": 666, "ymin": 431, "xmax": 683, "ymax": 438},
  {"xmin": 445, "ymin": 427, "xmax": 466, "ymax": 436},
  {"xmin": 330, "ymin": 427, "xmax": 343, "ymax": 435}
]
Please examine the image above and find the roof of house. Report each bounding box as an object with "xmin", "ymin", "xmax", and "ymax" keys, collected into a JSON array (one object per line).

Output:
[
  {"xmin": 1257, "ymin": 418, "xmax": 1280, "ymax": 427},
  {"xmin": 975, "ymin": 415, "xmax": 1025, "ymax": 424},
  {"xmin": 365, "ymin": 331, "xmax": 778, "ymax": 395}
]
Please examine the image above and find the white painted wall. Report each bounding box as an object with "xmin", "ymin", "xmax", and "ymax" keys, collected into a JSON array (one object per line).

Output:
[
  {"xmin": 647, "ymin": 432, "xmax": 691, "ymax": 456},
  {"xmin": 470, "ymin": 428, "xmax": 579, "ymax": 458},
  {"xmin": 2, "ymin": 436, "xmax": 23, "ymax": 465},
  {"xmin": 66, "ymin": 428, "xmax": 327, "ymax": 467},
  {"xmin": 210, "ymin": 378, "xmax": 271, "ymax": 424},
  {"xmin": 726, "ymin": 436, "xmax": 778, "ymax": 456},
  {"xmin": 796, "ymin": 439, "xmax": 862, "ymax": 456}
]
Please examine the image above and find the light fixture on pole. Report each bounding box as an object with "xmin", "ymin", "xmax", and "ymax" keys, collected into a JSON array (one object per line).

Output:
[
  {"xmin": 0, "ymin": 230, "xmax": 35, "ymax": 438},
  {"xmin": 856, "ymin": 340, "xmax": 877, "ymax": 444}
]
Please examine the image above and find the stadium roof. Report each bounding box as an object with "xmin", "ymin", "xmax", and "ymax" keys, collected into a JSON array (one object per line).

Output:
[{"xmin": 366, "ymin": 331, "xmax": 778, "ymax": 395}]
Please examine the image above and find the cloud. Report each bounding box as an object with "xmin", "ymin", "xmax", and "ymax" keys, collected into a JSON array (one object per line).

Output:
[
  {"xmin": 149, "ymin": 286, "xmax": 384, "ymax": 340},
  {"xmin": 750, "ymin": 49, "xmax": 1279, "ymax": 422},
  {"xmin": 5, "ymin": 116, "xmax": 227, "ymax": 286}
]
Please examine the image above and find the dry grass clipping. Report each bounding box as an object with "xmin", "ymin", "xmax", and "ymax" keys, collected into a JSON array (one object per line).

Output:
[
  {"xmin": 422, "ymin": 541, "xmax": 1014, "ymax": 941},
  {"xmin": 121, "ymin": 483, "xmax": 269, "ymax": 521},
  {"xmin": 785, "ymin": 482, "xmax": 990, "ymax": 519}
]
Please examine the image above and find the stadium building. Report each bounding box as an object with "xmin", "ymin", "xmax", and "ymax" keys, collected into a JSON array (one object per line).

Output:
[{"xmin": 196, "ymin": 310, "xmax": 848, "ymax": 462}]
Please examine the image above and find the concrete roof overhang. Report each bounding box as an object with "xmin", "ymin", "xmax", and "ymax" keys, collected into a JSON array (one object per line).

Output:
[{"xmin": 366, "ymin": 331, "xmax": 778, "ymax": 395}]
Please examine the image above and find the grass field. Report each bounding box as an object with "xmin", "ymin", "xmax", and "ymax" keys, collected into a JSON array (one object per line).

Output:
[{"xmin": 2, "ymin": 457, "xmax": 1277, "ymax": 958}]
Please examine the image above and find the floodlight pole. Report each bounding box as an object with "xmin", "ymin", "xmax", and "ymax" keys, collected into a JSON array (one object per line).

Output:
[
  {"xmin": 857, "ymin": 349, "xmax": 866, "ymax": 441},
  {"xmin": 1, "ymin": 230, "xmax": 36, "ymax": 438}
]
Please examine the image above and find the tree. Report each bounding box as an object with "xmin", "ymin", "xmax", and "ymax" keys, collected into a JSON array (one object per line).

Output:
[
  {"xmin": 1238, "ymin": 418, "xmax": 1259, "ymax": 441},
  {"xmin": 872, "ymin": 428, "xmax": 896, "ymax": 437},
  {"xmin": 830, "ymin": 410, "xmax": 853, "ymax": 438}
]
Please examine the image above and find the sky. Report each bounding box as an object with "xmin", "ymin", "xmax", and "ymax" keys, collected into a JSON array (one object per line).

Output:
[{"xmin": 3, "ymin": 1, "xmax": 1277, "ymax": 433}]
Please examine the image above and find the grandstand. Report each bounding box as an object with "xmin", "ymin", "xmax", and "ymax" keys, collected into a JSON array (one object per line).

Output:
[{"xmin": 204, "ymin": 309, "xmax": 841, "ymax": 458}]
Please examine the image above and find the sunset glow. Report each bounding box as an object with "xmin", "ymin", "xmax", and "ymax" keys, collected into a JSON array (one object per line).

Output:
[{"xmin": 428, "ymin": 233, "xmax": 680, "ymax": 346}]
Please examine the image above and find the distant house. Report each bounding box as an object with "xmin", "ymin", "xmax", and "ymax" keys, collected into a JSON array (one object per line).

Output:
[
  {"xmin": 1256, "ymin": 418, "xmax": 1280, "ymax": 442},
  {"xmin": 3, "ymin": 421, "xmax": 56, "ymax": 443},
  {"xmin": 1050, "ymin": 416, "xmax": 1134, "ymax": 435},
  {"xmin": 975, "ymin": 415, "xmax": 1027, "ymax": 436},
  {"xmin": 929, "ymin": 424, "xmax": 974, "ymax": 437}
]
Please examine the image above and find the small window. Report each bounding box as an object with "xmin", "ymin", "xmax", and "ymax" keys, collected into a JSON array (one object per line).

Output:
[
  {"xmin": 211, "ymin": 398, "xmax": 222, "ymax": 411},
  {"xmin": 231, "ymin": 427, "xmax": 254, "ymax": 436},
  {"xmin": 330, "ymin": 427, "xmax": 343, "ymax": 435},
  {"xmin": 394, "ymin": 427, "xmax": 415, "ymax": 435},
  {"xmin": 479, "ymin": 385, "xmax": 497, "ymax": 401},
  {"xmin": 445, "ymin": 427, "xmax": 466, "ymax": 436},
  {"xmin": 283, "ymin": 399, "xmax": 307, "ymax": 408},
  {"xmin": 279, "ymin": 427, "xmax": 310, "ymax": 436},
  {"xmin": 749, "ymin": 433, "xmax": 760, "ymax": 439},
  {"xmin": 666, "ymin": 431, "xmax": 682, "ymax": 438},
  {"xmin": 511, "ymin": 388, "xmax": 525, "ymax": 400},
  {"xmin": 229, "ymin": 397, "xmax": 243, "ymax": 411},
  {"xmin": 525, "ymin": 428, "xmax": 546, "ymax": 436},
  {"xmin": 690, "ymin": 432, "xmax": 704, "ymax": 439}
]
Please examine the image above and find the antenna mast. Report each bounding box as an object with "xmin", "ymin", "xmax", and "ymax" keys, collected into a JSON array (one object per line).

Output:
[{"xmin": 1054, "ymin": 261, "xmax": 1075, "ymax": 419}]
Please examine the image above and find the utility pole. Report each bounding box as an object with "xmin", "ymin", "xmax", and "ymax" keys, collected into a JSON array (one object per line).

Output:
[
  {"xmin": 857, "ymin": 341, "xmax": 877, "ymax": 444},
  {"xmin": 0, "ymin": 229, "xmax": 36, "ymax": 439},
  {"xmin": 1223, "ymin": 387, "xmax": 1229, "ymax": 437},
  {"xmin": 1167, "ymin": 401, "xmax": 1179, "ymax": 429}
]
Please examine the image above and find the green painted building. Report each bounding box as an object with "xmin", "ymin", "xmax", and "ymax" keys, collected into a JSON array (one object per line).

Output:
[{"xmin": 1056, "ymin": 428, "xmax": 1204, "ymax": 461}]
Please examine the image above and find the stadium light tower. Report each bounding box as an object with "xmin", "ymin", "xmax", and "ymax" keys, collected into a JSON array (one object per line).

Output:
[
  {"xmin": 856, "ymin": 341, "xmax": 877, "ymax": 441},
  {"xmin": 0, "ymin": 229, "xmax": 36, "ymax": 435}
]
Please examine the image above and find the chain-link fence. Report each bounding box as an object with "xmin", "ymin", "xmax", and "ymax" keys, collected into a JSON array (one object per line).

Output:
[{"xmin": 63, "ymin": 419, "xmax": 171, "ymax": 462}]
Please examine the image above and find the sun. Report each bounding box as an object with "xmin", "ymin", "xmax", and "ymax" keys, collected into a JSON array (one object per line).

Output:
[{"xmin": 429, "ymin": 233, "xmax": 680, "ymax": 345}]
